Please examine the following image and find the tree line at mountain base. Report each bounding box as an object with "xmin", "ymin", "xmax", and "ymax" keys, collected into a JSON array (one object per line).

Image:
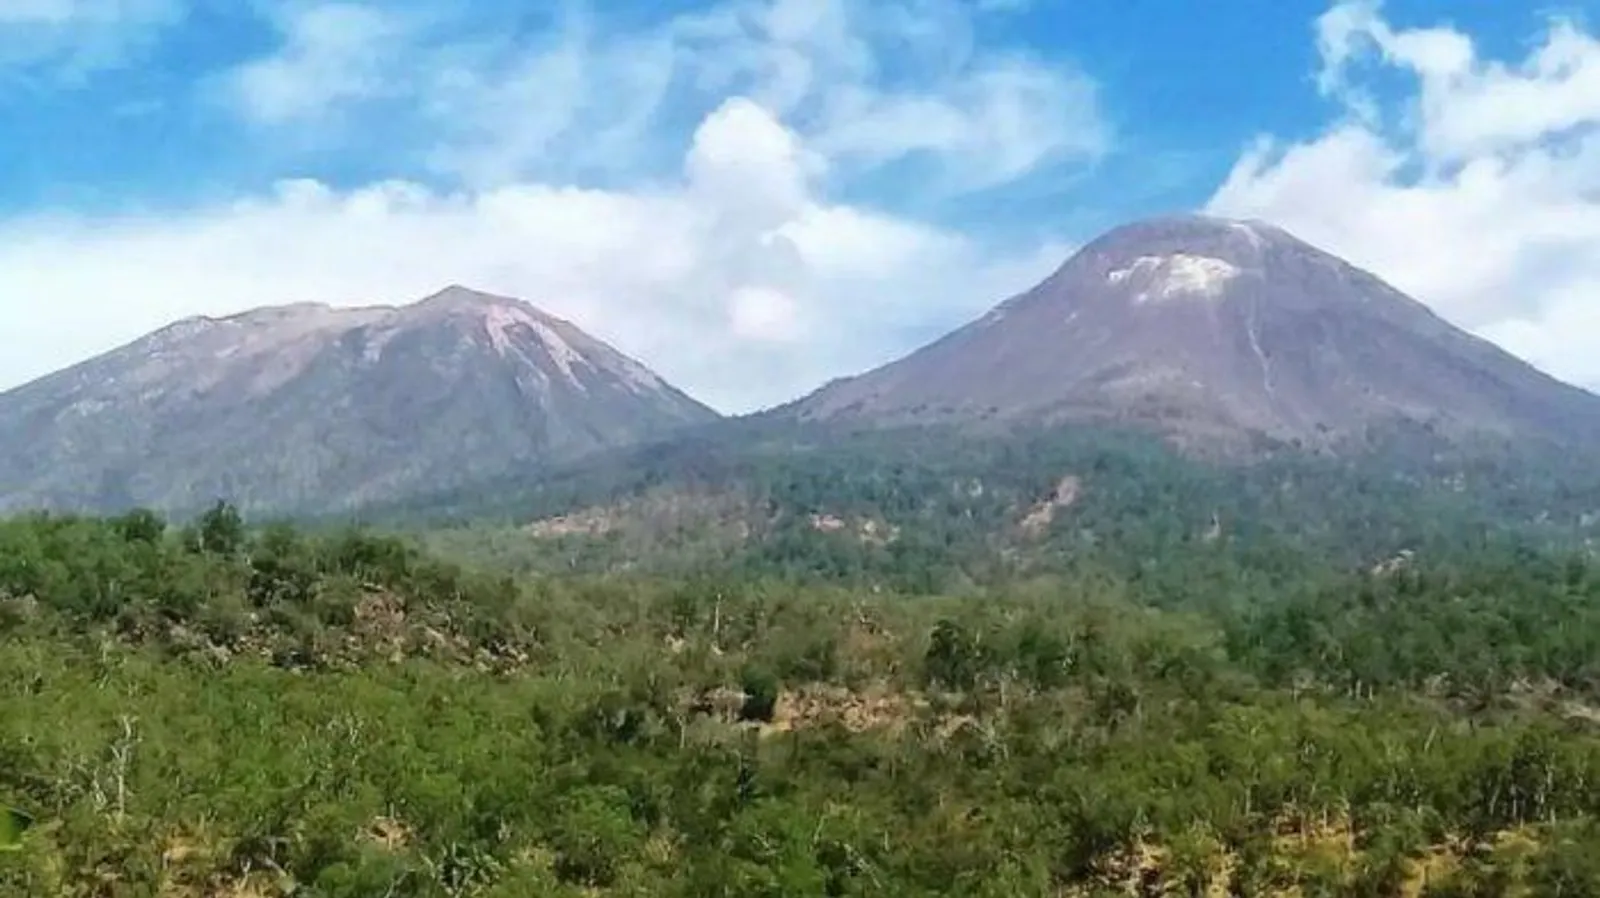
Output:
[
  {"xmin": 399, "ymin": 422, "xmax": 1600, "ymax": 604},
  {"xmin": 2, "ymin": 506, "xmax": 1600, "ymax": 895}
]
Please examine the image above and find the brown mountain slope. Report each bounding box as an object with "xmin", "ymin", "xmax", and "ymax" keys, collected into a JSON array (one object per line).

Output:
[
  {"xmin": 0, "ymin": 286, "xmax": 718, "ymax": 514},
  {"xmin": 787, "ymin": 215, "xmax": 1600, "ymax": 450}
]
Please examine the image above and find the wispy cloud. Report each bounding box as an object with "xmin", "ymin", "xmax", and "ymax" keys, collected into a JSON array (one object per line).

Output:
[
  {"xmin": 810, "ymin": 56, "xmax": 1106, "ymax": 192},
  {"xmin": 0, "ymin": 0, "xmax": 184, "ymax": 79},
  {"xmin": 228, "ymin": 3, "xmax": 406, "ymax": 124},
  {"xmin": 1210, "ymin": 0, "xmax": 1600, "ymax": 391},
  {"xmin": 219, "ymin": 0, "xmax": 1106, "ymax": 193}
]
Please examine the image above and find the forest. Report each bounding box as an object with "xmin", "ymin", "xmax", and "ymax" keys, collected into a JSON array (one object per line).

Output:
[
  {"xmin": 411, "ymin": 422, "xmax": 1600, "ymax": 596},
  {"xmin": 2, "ymin": 498, "xmax": 1600, "ymax": 895}
]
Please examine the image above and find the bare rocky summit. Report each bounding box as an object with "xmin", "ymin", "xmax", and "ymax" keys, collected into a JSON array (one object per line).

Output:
[
  {"xmin": 0, "ymin": 286, "xmax": 717, "ymax": 514},
  {"xmin": 789, "ymin": 215, "xmax": 1600, "ymax": 450}
]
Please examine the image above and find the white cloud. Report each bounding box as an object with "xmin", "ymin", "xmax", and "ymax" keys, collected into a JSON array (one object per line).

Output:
[
  {"xmin": 1210, "ymin": 1, "xmax": 1600, "ymax": 391},
  {"xmin": 228, "ymin": 3, "xmax": 403, "ymax": 123},
  {"xmin": 0, "ymin": 0, "xmax": 181, "ymax": 76},
  {"xmin": 0, "ymin": 97, "xmax": 1061, "ymax": 413},
  {"xmin": 221, "ymin": 0, "xmax": 1104, "ymax": 191},
  {"xmin": 420, "ymin": 15, "xmax": 678, "ymax": 186},
  {"xmin": 676, "ymin": 0, "xmax": 1107, "ymax": 191},
  {"xmin": 812, "ymin": 56, "xmax": 1106, "ymax": 191},
  {"xmin": 728, "ymin": 285, "xmax": 805, "ymax": 342},
  {"xmin": 686, "ymin": 96, "xmax": 820, "ymax": 222}
]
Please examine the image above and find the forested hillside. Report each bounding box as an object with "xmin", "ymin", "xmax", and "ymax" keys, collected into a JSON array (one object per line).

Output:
[
  {"xmin": 406, "ymin": 422, "xmax": 1600, "ymax": 595},
  {"xmin": 3, "ymin": 507, "xmax": 1600, "ymax": 894}
]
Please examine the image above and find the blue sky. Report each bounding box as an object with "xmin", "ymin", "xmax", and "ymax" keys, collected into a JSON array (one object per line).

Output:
[{"xmin": 4, "ymin": 0, "xmax": 1600, "ymax": 412}]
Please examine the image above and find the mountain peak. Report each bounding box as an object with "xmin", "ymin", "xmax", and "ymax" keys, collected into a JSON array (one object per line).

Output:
[
  {"xmin": 1091, "ymin": 213, "xmax": 1270, "ymax": 240},
  {"xmin": 0, "ymin": 286, "xmax": 718, "ymax": 515},
  {"xmin": 419, "ymin": 283, "xmax": 506, "ymax": 304},
  {"xmin": 1067, "ymin": 215, "xmax": 1295, "ymax": 279},
  {"xmin": 791, "ymin": 215, "xmax": 1600, "ymax": 449},
  {"xmin": 413, "ymin": 284, "xmax": 532, "ymax": 315}
]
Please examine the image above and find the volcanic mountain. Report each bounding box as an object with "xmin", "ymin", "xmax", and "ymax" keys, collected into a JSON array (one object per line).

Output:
[
  {"xmin": 789, "ymin": 215, "xmax": 1600, "ymax": 450},
  {"xmin": 0, "ymin": 286, "xmax": 717, "ymax": 515}
]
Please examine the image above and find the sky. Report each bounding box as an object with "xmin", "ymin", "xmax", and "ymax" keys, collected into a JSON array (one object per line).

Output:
[{"xmin": 4, "ymin": 0, "xmax": 1600, "ymax": 413}]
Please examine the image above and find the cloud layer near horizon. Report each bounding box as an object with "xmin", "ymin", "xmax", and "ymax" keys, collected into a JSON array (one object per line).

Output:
[{"xmin": 0, "ymin": 95, "xmax": 1070, "ymax": 412}]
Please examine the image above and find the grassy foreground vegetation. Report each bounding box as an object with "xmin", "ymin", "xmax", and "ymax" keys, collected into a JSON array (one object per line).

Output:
[{"xmin": 2, "ymin": 505, "xmax": 1600, "ymax": 895}]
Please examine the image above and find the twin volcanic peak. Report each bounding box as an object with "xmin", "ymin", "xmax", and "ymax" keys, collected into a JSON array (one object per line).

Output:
[
  {"xmin": 4, "ymin": 216, "xmax": 1598, "ymax": 517},
  {"xmin": 791, "ymin": 215, "xmax": 1600, "ymax": 449},
  {"xmin": 0, "ymin": 286, "xmax": 717, "ymax": 515}
]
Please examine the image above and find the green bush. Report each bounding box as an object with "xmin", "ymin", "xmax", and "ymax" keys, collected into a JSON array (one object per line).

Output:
[{"xmin": 739, "ymin": 666, "xmax": 780, "ymax": 722}]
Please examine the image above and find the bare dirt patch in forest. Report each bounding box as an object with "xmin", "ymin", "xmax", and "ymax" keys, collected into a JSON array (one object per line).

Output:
[
  {"xmin": 1019, "ymin": 474, "xmax": 1082, "ymax": 538},
  {"xmin": 764, "ymin": 683, "xmax": 928, "ymax": 735}
]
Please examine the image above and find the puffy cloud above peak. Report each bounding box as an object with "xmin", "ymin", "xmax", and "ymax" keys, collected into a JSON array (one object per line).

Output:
[
  {"xmin": 687, "ymin": 97, "xmax": 821, "ymax": 223},
  {"xmin": 1211, "ymin": 1, "xmax": 1600, "ymax": 391}
]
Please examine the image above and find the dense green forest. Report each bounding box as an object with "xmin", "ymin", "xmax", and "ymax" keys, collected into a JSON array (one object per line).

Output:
[
  {"xmin": 405, "ymin": 423, "xmax": 1600, "ymax": 596},
  {"xmin": 3, "ymin": 503, "xmax": 1600, "ymax": 895}
]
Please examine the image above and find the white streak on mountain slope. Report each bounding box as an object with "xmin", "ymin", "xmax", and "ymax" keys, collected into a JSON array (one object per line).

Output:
[{"xmin": 1108, "ymin": 254, "xmax": 1242, "ymax": 303}]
